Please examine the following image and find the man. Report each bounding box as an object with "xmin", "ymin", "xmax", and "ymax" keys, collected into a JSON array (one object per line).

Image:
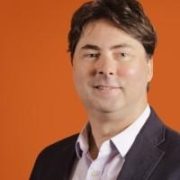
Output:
[{"xmin": 30, "ymin": 0, "xmax": 180, "ymax": 179}]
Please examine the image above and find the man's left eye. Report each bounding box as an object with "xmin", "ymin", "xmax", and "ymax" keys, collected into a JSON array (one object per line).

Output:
[
  {"xmin": 120, "ymin": 52, "xmax": 127, "ymax": 57},
  {"xmin": 115, "ymin": 52, "xmax": 131, "ymax": 61}
]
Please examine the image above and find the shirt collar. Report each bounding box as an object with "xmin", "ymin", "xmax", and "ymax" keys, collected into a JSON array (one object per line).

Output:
[
  {"xmin": 75, "ymin": 123, "xmax": 91, "ymax": 158},
  {"xmin": 111, "ymin": 105, "xmax": 151, "ymax": 157},
  {"xmin": 75, "ymin": 105, "xmax": 151, "ymax": 158}
]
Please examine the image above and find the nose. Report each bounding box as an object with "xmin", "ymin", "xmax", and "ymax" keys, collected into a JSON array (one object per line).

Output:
[{"xmin": 95, "ymin": 55, "xmax": 116, "ymax": 76}]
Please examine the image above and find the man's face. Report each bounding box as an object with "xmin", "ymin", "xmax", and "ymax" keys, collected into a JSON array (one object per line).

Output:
[{"xmin": 72, "ymin": 19, "xmax": 153, "ymax": 115}]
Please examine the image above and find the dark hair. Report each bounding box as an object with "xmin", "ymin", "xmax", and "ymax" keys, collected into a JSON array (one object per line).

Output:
[{"xmin": 68, "ymin": 0, "xmax": 157, "ymax": 60}]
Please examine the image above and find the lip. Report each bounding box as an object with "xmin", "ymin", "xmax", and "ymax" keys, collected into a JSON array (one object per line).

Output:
[
  {"xmin": 94, "ymin": 85, "xmax": 121, "ymax": 90},
  {"xmin": 92, "ymin": 85, "xmax": 122, "ymax": 97}
]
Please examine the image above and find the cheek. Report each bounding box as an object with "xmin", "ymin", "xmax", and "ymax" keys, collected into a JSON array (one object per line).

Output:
[
  {"xmin": 73, "ymin": 66, "xmax": 88, "ymax": 92},
  {"xmin": 117, "ymin": 66, "xmax": 138, "ymax": 78},
  {"xmin": 118, "ymin": 64, "xmax": 147, "ymax": 83},
  {"xmin": 72, "ymin": 67, "xmax": 81, "ymax": 88}
]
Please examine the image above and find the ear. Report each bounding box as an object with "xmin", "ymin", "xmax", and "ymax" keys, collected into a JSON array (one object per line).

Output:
[{"xmin": 147, "ymin": 58, "xmax": 153, "ymax": 82}]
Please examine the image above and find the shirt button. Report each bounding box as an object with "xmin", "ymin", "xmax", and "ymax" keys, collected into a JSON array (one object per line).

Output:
[{"xmin": 91, "ymin": 171, "xmax": 100, "ymax": 177}]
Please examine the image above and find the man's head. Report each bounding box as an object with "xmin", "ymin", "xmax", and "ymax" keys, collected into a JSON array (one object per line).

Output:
[
  {"xmin": 69, "ymin": 0, "xmax": 155, "ymax": 119},
  {"xmin": 68, "ymin": 0, "xmax": 157, "ymax": 61}
]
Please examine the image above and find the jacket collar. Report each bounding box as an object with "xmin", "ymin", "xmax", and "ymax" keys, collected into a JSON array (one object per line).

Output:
[{"xmin": 117, "ymin": 108, "xmax": 166, "ymax": 180}]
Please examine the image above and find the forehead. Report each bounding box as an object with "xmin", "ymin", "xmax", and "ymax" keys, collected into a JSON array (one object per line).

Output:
[{"xmin": 76, "ymin": 19, "xmax": 144, "ymax": 51}]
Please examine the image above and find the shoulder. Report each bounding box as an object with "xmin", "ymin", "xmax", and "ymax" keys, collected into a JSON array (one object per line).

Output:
[
  {"xmin": 150, "ymin": 108, "xmax": 180, "ymax": 150},
  {"xmin": 153, "ymin": 128, "xmax": 180, "ymax": 179},
  {"xmin": 148, "ymin": 108, "xmax": 180, "ymax": 163},
  {"xmin": 144, "ymin": 109, "xmax": 180, "ymax": 178},
  {"xmin": 163, "ymin": 126, "xmax": 180, "ymax": 154},
  {"xmin": 32, "ymin": 134, "xmax": 79, "ymax": 170},
  {"xmin": 37, "ymin": 133, "xmax": 79, "ymax": 159},
  {"xmin": 30, "ymin": 134, "xmax": 79, "ymax": 179}
]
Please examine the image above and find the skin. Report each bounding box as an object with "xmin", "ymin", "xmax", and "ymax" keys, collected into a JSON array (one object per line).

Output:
[{"xmin": 72, "ymin": 19, "xmax": 153, "ymax": 158}]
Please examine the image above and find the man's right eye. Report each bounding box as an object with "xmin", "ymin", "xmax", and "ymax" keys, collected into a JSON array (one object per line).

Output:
[{"xmin": 84, "ymin": 53, "xmax": 100, "ymax": 59}]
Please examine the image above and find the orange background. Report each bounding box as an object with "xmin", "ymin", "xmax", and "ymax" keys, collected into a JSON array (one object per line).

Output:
[{"xmin": 1, "ymin": 0, "xmax": 180, "ymax": 179}]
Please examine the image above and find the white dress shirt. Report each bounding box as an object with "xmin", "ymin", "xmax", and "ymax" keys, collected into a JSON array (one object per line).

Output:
[{"xmin": 70, "ymin": 105, "xmax": 151, "ymax": 180}]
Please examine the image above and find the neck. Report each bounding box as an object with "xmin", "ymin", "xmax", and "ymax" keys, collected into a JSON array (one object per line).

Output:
[{"xmin": 87, "ymin": 103, "xmax": 148, "ymax": 149}]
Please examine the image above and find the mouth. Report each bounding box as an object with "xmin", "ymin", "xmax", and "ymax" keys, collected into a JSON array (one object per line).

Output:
[
  {"xmin": 92, "ymin": 85, "xmax": 122, "ymax": 97},
  {"xmin": 91, "ymin": 84, "xmax": 123, "ymax": 98},
  {"xmin": 94, "ymin": 85, "xmax": 121, "ymax": 90}
]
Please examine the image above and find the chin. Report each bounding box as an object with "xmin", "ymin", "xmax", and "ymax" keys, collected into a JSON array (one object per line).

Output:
[{"xmin": 95, "ymin": 104, "xmax": 123, "ymax": 114}]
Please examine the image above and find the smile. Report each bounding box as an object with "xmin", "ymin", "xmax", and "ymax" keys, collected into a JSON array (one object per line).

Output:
[{"xmin": 94, "ymin": 85, "xmax": 120, "ymax": 90}]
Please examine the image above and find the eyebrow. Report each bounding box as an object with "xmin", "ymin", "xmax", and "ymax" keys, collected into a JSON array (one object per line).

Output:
[
  {"xmin": 81, "ymin": 44, "xmax": 100, "ymax": 51},
  {"xmin": 110, "ymin": 44, "xmax": 133, "ymax": 50},
  {"xmin": 80, "ymin": 43, "xmax": 133, "ymax": 51}
]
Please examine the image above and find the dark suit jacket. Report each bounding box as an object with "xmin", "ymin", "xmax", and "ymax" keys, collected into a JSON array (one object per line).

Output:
[{"xmin": 30, "ymin": 109, "xmax": 180, "ymax": 180}]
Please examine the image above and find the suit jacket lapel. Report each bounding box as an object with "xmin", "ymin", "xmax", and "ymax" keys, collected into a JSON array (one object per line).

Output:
[
  {"xmin": 62, "ymin": 146, "xmax": 77, "ymax": 180},
  {"xmin": 117, "ymin": 109, "xmax": 166, "ymax": 180},
  {"xmin": 50, "ymin": 135, "xmax": 78, "ymax": 180},
  {"xmin": 59, "ymin": 138, "xmax": 77, "ymax": 180}
]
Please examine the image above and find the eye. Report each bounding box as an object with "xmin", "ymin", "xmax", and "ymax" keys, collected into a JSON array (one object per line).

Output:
[
  {"xmin": 120, "ymin": 52, "xmax": 128, "ymax": 57},
  {"xmin": 115, "ymin": 51, "xmax": 131, "ymax": 61},
  {"xmin": 84, "ymin": 53, "xmax": 100, "ymax": 59}
]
